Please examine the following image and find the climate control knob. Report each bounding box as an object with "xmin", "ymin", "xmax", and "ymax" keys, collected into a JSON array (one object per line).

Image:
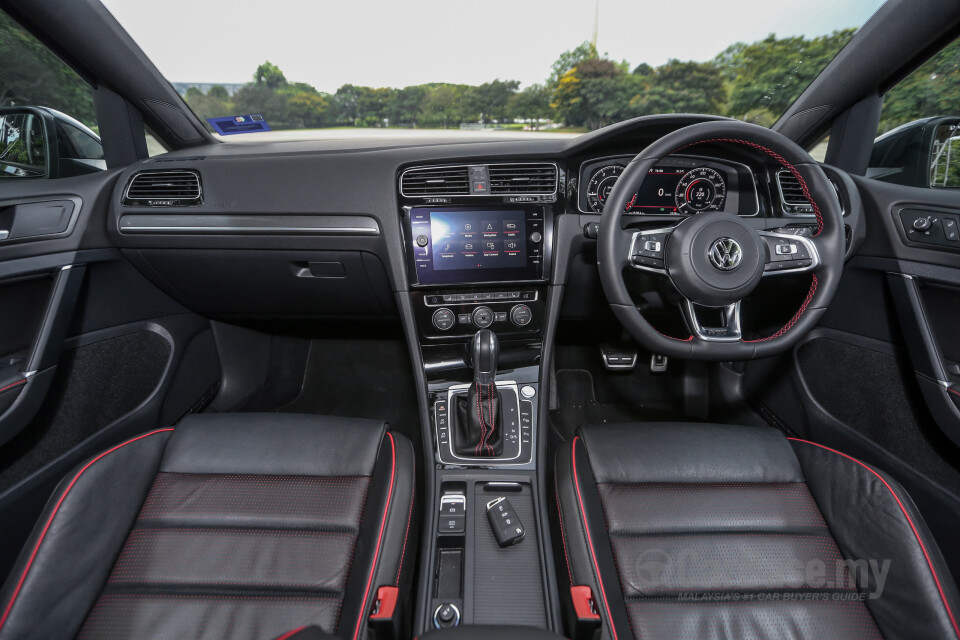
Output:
[
  {"xmin": 510, "ymin": 304, "xmax": 533, "ymax": 327},
  {"xmin": 432, "ymin": 308, "xmax": 455, "ymax": 331},
  {"xmin": 472, "ymin": 306, "xmax": 494, "ymax": 328}
]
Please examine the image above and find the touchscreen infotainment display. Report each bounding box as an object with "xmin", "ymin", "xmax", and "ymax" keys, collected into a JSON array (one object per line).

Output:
[
  {"xmin": 408, "ymin": 206, "xmax": 544, "ymax": 285},
  {"xmin": 429, "ymin": 210, "xmax": 526, "ymax": 271}
]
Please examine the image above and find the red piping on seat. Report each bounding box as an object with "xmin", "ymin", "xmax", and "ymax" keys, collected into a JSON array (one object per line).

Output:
[
  {"xmin": 572, "ymin": 436, "xmax": 619, "ymax": 640},
  {"xmin": 0, "ymin": 428, "xmax": 174, "ymax": 633},
  {"xmin": 0, "ymin": 379, "xmax": 27, "ymax": 395},
  {"xmin": 395, "ymin": 494, "xmax": 414, "ymax": 585},
  {"xmin": 789, "ymin": 437, "xmax": 960, "ymax": 639},
  {"xmin": 351, "ymin": 432, "xmax": 397, "ymax": 640},
  {"xmin": 274, "ymin": 626, "xmax": 307, "ymax": 640}
]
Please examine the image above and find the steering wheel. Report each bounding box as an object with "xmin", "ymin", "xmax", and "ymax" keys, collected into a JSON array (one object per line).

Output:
[{"xmin": 598, "ymin": 121, "xmax": 845, "ymax": 360}]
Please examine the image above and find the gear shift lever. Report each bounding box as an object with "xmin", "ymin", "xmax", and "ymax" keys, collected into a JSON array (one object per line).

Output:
[
  {"xmin": 472, "ymin": 329, "xmax": 499, "ymax": 385},
  {"xmin": 454, "ymin": 329, "xmax": 504, "ymax": 457}
]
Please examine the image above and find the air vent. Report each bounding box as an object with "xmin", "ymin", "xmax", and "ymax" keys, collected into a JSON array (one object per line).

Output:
[
  {"xmin": 400, "ymin": 166, "xmax": 469, "ymax": 196},
  {"xmin": 488, "ymin": 163, "xmax": 557, "ymax": 195},
  {"xmin": 123, "ymin": 170, "xmax": 202, "ymax": 206},
  {"xmin": 776, "ymin": 170, "xmax": 813, "ymax": 215}
]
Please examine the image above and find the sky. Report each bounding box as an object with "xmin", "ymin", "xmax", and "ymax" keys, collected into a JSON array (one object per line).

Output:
[{"xmin": 100, "ymin": 0, "xmax": 887, "ymax": 94}]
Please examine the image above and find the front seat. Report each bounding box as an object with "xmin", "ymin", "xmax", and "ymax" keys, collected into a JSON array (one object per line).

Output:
[
  {"xmin": 0, "ymin": 413, "xmax": 417, "ymax": 640},
  {"xmin": 554, "ymin": 422, "xmax": 960, "ymax": 640}
]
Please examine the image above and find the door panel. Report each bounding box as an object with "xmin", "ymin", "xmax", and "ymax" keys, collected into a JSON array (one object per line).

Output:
[
  {"xmin": 0, "ymin": 173, "xmax": 222, "ymax": 582},
  {"xmin": 746, "ymin": 175, "xmax": 960, "ymax": 581}
]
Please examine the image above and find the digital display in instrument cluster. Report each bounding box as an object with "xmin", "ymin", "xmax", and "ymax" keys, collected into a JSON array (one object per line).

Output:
[{"xmin": 584, "ymin": 162, "xmax": 728, "ymax": 215}]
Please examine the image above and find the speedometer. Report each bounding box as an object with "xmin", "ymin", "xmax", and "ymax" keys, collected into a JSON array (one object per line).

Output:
[
  {"xmin": 586, "ymin": 165, "xmax": 623, "ymax": 212},
  {"xmin": 674, "ymin": 167, "xmax": 726, "ymax": 214}
]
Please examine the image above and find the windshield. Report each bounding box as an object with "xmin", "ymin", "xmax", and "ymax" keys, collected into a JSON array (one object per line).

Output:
[{"xmin": 100, "ymin": 0, "xmax": 885, "ymax": 142}]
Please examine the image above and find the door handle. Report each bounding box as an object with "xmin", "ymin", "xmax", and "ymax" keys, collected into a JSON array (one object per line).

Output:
[{"xmin": 887, "ymin": 272, "xmax": 960, "ymax": 446}]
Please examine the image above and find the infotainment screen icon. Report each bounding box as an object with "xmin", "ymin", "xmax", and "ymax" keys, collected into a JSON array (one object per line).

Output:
[
  {"xmin": 408, "ymin": 206, "xmax": 545, "ymax": 285},
  {"xmin": 430, "ymin": 210, "xmax": 526, "ymax": 271}
]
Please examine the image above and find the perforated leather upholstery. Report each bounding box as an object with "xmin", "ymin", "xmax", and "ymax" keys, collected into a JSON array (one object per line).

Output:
[
  {"xmin": 554, "ymin": 423, "xmax": 960, "ymax": 640},
  {"xmin": 0, "ymin": 413, "xmax": 417, "ymax": 640}
]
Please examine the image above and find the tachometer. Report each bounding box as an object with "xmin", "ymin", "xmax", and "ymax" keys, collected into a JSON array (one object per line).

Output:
[
  {"xmin": 586, "ymin": 165, "xmax": 624, "ymax": 212},
  {"xmin": 674, "ymin": 167, "xmax": 726, "ymax": 214}
]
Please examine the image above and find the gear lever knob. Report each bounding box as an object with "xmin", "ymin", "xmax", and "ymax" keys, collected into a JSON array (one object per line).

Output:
[{"xmin": 471, "ymin": 329, "xmax": 499, "ymax": 385}]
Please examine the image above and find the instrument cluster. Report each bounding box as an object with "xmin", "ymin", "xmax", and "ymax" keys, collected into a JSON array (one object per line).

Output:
[{"xmin": 577, "ymin": 155, "xmax": 758, "ymax": 217}]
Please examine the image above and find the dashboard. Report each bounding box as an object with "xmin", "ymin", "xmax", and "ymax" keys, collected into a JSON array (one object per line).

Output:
[
  {"xmin": 576, "ymin": 154, "xmax": 759, "ymax": 216},
  {"xmin": 104, "ymin": 114, "xmax": 840, "ymax": 326}
]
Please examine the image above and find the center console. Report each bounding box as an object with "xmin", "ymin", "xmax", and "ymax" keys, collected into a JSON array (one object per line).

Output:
[{"xmin": 400, "ymin": 173, "xmax": 559, "ymax": 634}]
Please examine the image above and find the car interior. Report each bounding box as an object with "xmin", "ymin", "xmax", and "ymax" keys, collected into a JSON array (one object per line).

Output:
[{"xmin": 1, "ymin": 0, "xmax": 960, "ymax": 639}]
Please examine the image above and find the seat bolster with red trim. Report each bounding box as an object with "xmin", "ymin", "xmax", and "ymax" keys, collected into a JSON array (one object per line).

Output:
[
  {"xmin": 554, "ymin": 435, "xmax": 635, "ymax": 640},
  {"xmin": 0, "ymin": 413, "xmax": 417, "ymax": 640},
  {"xmin": 793, "ymin": 439, "xmax": 960, "ymax": 640},
  {"xmin": 0, "ymin": 429, "xmax": 172, "ymax": 640}
]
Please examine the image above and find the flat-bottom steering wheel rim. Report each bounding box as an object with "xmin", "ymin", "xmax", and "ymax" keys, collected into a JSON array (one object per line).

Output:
[{"xmin": 596, "ymin": 120, "xmax": 845, "ymax": 361}]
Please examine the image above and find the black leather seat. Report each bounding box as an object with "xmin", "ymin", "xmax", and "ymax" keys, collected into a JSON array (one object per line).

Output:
[
  {"xmin": 0, "ymin": 413, "xmax": 417, "ymax": 640},
  {"xmin": 555, "ymin": 422, "xmax": 960, "ymax": 640}
]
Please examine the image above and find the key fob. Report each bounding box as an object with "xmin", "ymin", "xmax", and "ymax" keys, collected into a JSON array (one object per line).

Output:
[{"xmin": 486, "ymin": 497, "xmax": 525, "ymax": 547}]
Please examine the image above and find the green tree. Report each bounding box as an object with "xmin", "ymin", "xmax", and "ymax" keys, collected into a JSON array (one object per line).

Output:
[
  {"xmin": 551, "ymin": 58, "xmax": 622, "ymax": 128},
  {"xmin": 629, "ymin": 60, "xmax": 725, "ymax": 116},
  {"xmin": 357, "ymin": 87, "xmax": 396, "ymax": 126},
  {"xmin": 508, "ymin": 84, "xmax": 552, "ymax": 129},
  {"xmin": 421, "ymin": 84, "xmax": 467, "ymax": 128},
  {"xmin": 254, "ymin": 61, "xmax": 287, "ymax": 89},
  {"xmin": 233, "ymin": 85, "xmax": 288, "ymax": 124},
  {"xmin": 287, "ymin": 91, "xmax": 329, "ymax": 128},
  {"xmin": 183, "ymin": 86, "xmax": 234, "ymax": 122},
  {"xmin": 879, "ymin": 38, "xmax": 960, "ymax": 134},
  {"xmin": 207, "ymin": 85, "xmax": 230, "ymax": 101},
  {"xmin": 466, "ymin": 79, "xmax": 520, "ymax": 123},
  {"xmin": 0, "ymin": 12, "xmax": 96, "ymax": 125},
  {"xmin": 719, "ymin": 30, "xmax": 855, "ymax": 122},
  {"xmin": 387, "ymin": 86, "xmax": 427, "ymax": 127},
  {"xmin": 549, "ymin": 41, "xmax": 598, "ymax": 86}
]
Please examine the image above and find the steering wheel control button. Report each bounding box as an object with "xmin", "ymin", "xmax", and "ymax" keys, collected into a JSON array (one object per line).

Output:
[
  {"xmin": 632, "ymin": 231, "xmax": 669, "ymax": 269},
  {"xmin": 472, "ymin": 306, "xmax": 494, "ymax": 328},
  {"xmin": 510, "ymin": 304, "xmax": 533, "ymax": 327},
  {"xmin": 520, "ymin": 385, "xmax": 536, "ymax": 398},
  {"xmin": 774, "ymin": 243, "xmax": 798, "ymax": 255},
  {"xmin": 432, "ymin": 308, "xmax": 455, "ymax": 331},
  {"xmin": 434, "ymin": 603, "xmax": 461, "ymax": 629}
]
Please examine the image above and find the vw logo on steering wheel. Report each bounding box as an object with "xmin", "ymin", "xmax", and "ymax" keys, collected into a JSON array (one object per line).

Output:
[{"xmin": 708, "ymin": 238, "xmax": 743, "ymax": 271}]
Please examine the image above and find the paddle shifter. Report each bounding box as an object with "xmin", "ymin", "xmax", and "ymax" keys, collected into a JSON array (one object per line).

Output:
[{"xmin": 453, "ymin": 329, "xmax": 504, "ymax": 457}]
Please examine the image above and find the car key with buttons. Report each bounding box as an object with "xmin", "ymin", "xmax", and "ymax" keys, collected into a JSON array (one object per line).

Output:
[{"xmin": 486, "ymin": 496, "xmax": 525, "ymax": 547}]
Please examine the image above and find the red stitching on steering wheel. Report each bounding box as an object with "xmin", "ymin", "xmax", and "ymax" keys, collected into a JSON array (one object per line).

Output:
[
  {"xmin": 673, "ymin": 137, "xmax": 825, "ymax": 236},
  {"xmin": 745, "ymin": 274, "xmax": 818, "ymax": 343},
  {"xmin": 667, "ymin": 137, "xmax": 827, "ymax": 343}
]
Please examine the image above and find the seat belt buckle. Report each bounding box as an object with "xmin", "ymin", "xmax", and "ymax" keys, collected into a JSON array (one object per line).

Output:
[
  {"xmin": 570, "ymin": 585, "xmax": 602, "ymax": 640},
  {"xmin": 369, "ymin": 585, "xmax": 402, "ymax": 640}
]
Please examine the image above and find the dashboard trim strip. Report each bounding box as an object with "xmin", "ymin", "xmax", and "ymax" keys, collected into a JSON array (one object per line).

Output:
[{"xmin": 118, "ymin": 214, "xmax": 381, "ymax": 236}]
